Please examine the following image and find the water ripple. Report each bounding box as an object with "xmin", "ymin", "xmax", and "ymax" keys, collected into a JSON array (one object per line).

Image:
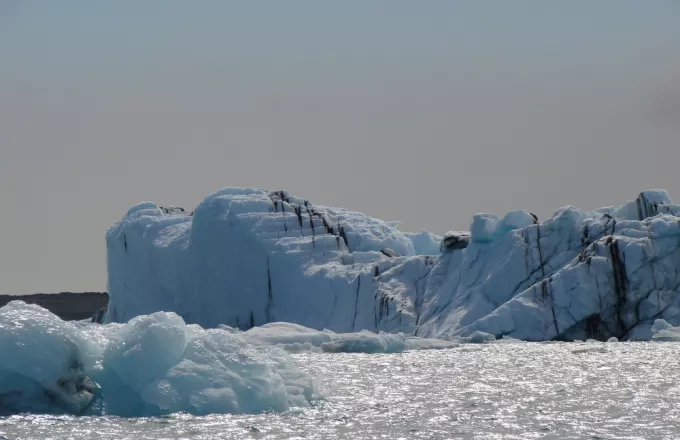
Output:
[{"xmin": 2, "ymin": 342, "xmax": 679, "ymax": 439}]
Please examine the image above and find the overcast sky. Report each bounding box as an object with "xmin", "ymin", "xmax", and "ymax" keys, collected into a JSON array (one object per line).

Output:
[{"xmin": 1, "ymin": 1, "xmax": 679, "ymax": 294}]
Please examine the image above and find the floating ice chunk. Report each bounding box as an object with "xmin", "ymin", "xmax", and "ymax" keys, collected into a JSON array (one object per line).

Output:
[
  {"xmin": 495, "ymin": 335, "xmax": 523, "ymax": 344},
  {"xmin": 570, "ymin": 343, "xmax": 607, "ymax": 354},
  {"xmin": 455, "ymin": 331, "xmax": 496, "ymax": 344},
  {"xmin": 240, "ymin": 322, "xmax": 456, "ymax": 353},
  {"xmin": 0, "ymin": 301, "xmax": 99, "ymax": 415},
  {"xmin": 242, "ymin": 322, "xmax": 334, "ymax": 347},
  {"xmin": 651, "ymin": 319, "xmax": 680, "ymax": 341},
  {"xmin": 0, "ymin": 302, "xmax": 314, "ymax": 416},
  {"xmin": 320, "ymin": 331, "xmax": 408, "ymax": 353},
  {"xmin": 652, "ymin": 319, "xmax": 673, "ymax": 332},
  {"xmin": 404, "ymin": 337, "xmax": 458, "ymax": 350}
]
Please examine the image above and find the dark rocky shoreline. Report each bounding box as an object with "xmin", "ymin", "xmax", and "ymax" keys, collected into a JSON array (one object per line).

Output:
[{"xmin": 0, "ymin": 292, "xmax": 108, "ymax": 321}]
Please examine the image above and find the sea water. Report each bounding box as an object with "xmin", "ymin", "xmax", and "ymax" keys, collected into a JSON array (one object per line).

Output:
[{"xmin": 2, "ymin": 341, "xmax": 679, "ymax": 439}]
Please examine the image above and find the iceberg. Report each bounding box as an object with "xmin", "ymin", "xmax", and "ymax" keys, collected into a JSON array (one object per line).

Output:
[
  {"xmin": 443, "ymin": 191, "xmax": 680, "ymax": 342},
  {"xmin": 105, "ymin": 187, "xmax": 440, "ymax": 334},
  {"xmin": 0, "ymin": 301, "xmax": 314, "ymax": 416},
  {"xmin": 104, "ymin": 187, "xmax": 680, "ymax": 341},
  {"xmin": 234, "ymin": 322, "xmax": 457, "ymax": 353},
  {"xmin": 0, "ymin": 302, "xmax": 100, "ymax": 415},
  {"xmin": 650, "ymin": 319, "xmax": 680, "ymax": 341}
]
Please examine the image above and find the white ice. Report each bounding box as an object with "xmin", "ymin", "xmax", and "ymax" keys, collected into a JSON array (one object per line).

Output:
[
  {"xmin": 105, "ymin": 187, "xmax": 441, "ymax": 334},
  {"xmin": 233, "ymin": 322, "xmax": 457, "ymax": 353},
  {"xmin": 104, "ymin": 187, "xmax": 680, "ymax": 341},
  {"xmin": 651, "ymin": 319, "xmax": 680, "ymax": 341}
]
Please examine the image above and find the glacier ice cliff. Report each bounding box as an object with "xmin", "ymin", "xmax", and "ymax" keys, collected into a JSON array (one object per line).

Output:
[
  {"xmin": 104, "ymin": 187, "xmax": 680, "ymax": 341},
  {"xmin": 105, "ymin": 188, "xmax": 441, "ymax": 333}
]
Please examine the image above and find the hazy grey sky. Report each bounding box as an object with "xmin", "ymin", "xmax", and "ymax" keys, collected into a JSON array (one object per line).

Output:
[{"xmin": 1, "ymin": 1, "xmax": 679, "ymax": 294}]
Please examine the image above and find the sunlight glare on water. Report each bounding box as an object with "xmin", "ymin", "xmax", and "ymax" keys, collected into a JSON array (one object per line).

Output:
[{"xmin": 2, "ymin": 341, "xmax": 680, "ymax": 439}]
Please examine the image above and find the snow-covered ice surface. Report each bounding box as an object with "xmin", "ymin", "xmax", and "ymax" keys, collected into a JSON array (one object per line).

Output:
[
  {"xmin": 0, "ymin": 301, "xmax": 314, "ymax": 416},
  {"xmin": 4, "ymin": 341, "xmax": 680, "ymax": 439},
  {"xmin": 105, "ymin": 187, "xmax": 680, "ymax": 341}
]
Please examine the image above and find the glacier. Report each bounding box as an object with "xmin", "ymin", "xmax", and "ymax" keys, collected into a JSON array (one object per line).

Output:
[
  {"xmin": 104, "ymin": 187, "xmax": 680, "ymax": 341},
  {"xmin": 0, "ymin": 301, "xmax": 314, "ymax": 416}
]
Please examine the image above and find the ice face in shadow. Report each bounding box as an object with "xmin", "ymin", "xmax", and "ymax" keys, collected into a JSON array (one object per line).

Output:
[
  {"xmin": 105, "ymin": 187, "xmax": 680, "ymax": 341},
  {"xmin": 0, "ymin": 301, "xmax": 314, "ymax": 416}
]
